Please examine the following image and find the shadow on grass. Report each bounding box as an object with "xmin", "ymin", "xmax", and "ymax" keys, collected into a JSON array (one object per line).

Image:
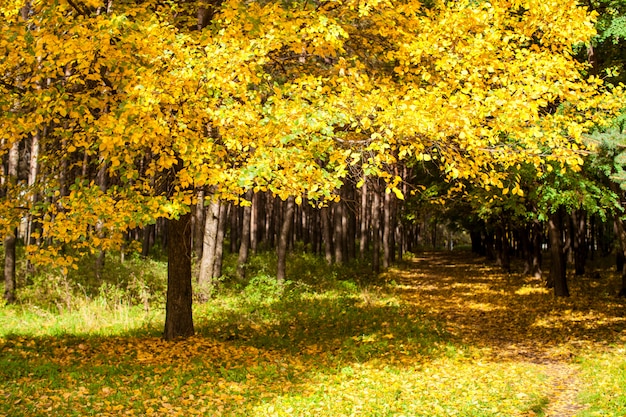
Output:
[{"xmin": 0, "ymin": 281, "xmax": 451, "ymax": 416}]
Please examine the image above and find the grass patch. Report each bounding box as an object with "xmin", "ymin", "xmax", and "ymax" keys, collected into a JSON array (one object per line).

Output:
[
  {"xmin": 0, "ymin": 250, "xmax": 570, "ymax": 416},
  {"xmin": 577, "ymin": 348, "xmax": 626, "ymax": 416}
]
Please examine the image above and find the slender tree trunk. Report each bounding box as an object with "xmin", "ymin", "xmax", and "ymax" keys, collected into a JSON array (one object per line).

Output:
[
  {"xmin": 613, "ymin": 214, "xmax": 626, "ymax": 297},
  {"xmin": 212, "ymin": 202, "xmax": 228, "ymax": 278},
  {"xmin": 359, "ymin": 178, "xmax": 369, "ymax": 258},
  {"xmin": 333, "ymin": 200, "xmax": 344, "ymax": 265},
  {"xmin": 531, "ymin": 220, "xmax": 543, "ymax": 279},
  {"xmin": 95, "ymin": 158, "xmax": 108, "ymax": 278},
  {"xmin": 192, "ymin": 189, "xmax": 205, "ymax": 260},
  {"xmin": 236, "ymin": 191, "xmax": 253, "ymax": 280},
  {"xmin": 372, "ymin": 184, "xmax": 381, "ymax": 274},
  {"xmin": 571, "ymin": 208, "xmax": 587, "ymax": 276},
  {"xmin": 164, "ymin": 212, "xmax": 195, "ymax": 340},
  {"xmin": 548, "ymin": 210, "xmax": 569, "ymax": 297},
  {"xmin": 3, "ymin": 141, "xmax": 19, "ymax": 303},
  {"xmin": 277, "ymin": 196, "xmax": 295, "ymax": 283},
  {"xmin": 250, "ymin": 192, "xmax": 259, "ymax": 254},
  {"xmin": 198, "ymin": 195, "xmax": 220, "ymax": 290},
  {"xmin": 383, "ymin": 190, "xmax": 392, "ymax": 269},
  {"xmin": 321, "ymin": 206, "xmax": 333, "ymax": 265}
]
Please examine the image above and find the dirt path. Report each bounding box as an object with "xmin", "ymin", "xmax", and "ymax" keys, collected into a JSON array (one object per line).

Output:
[{"xmin": 389, "ymin": 251, "xmax": 626, "ymax": 416}]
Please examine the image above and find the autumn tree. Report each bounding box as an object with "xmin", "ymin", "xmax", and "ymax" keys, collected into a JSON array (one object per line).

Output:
[{"xmin": 1, "ymin": 0, "xmax": 623, "ymax": 335}]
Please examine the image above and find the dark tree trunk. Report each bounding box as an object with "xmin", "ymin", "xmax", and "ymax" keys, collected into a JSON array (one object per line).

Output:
[
  {"xmin": 142, "ymin": 224, "xmax": 155, "ymax": 257},
  {"xmin": 3, "ymin": 141, "xmax": 19, "ymax": 303},
  {"xmin": 334, "ymin": 200, "xmax": 344, "ymax": 265},
  {"xmin": 520, "ymin": 224, "xmax": 532, "ymax": 275},
  {"xmin": 570, "ymin": 208, "xmax": 587, "ymax": 276},
  {"xmin": 548, "ymin": 210, "xmax": 569, "ymax": 297},
  {"xmin": 372, "ymin": 184, "xmax": 381, "ymax": 274},
  {"xmin": 277, "ymin": 196, "xmax": 295, "ymax": 283},
  {"xmin": 359, "ymin": 178, "xmax": 369, "ymax": 258},
  {"xmin": 163, "ymin": 212, "xmax": 195, "ymax": 340},
  {"xmin": 192, "ymin": 189, "xmax": 205, "ymax": 259},
  {"xmin": 3, "ymin": 230, "xmax": 17, "ymax": 304},
  {"xmin": 383, "ymin": 190, "xmax": 392, "ymax": 269},
  {"xmin": 236, "ymin": 191, "xmax": 253, "ymax": 280},
  {"xmin": 531, "ymin": 220, "xmax": 543, "ymax": 279},
  {"xmin": 250, "ymin": 192, "xmax": 260, "ymax": 254},
  {"xmin": 613, "ymin": 215, "xmax": 626, "ymax": 297},
  {"xmin": 495, "ymin": 223, "xmax": 510, "ymax": 272},
  {"xmin": 321, "ymin": 206, "xmax": 333, "ymax": 265}
]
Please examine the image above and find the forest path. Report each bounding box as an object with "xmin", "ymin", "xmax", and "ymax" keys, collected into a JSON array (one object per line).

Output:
[{"xmin": 389, "ymin": 251, "xmax": 626, "ymax": 417}]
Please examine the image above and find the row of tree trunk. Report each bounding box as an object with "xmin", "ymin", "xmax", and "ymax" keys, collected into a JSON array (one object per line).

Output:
[{"xmin": 468, "ymin": 208, "xmax": 625, "ymax": 297}]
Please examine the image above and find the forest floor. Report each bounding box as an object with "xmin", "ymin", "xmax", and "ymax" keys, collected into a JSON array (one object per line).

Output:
[
  {"xmin": 1, "ymin": 250, "xmax": 626, "ymax": 416},
  {"xmin": 392, "ymin": 251, "xmax": 626, "ymax": 416}
]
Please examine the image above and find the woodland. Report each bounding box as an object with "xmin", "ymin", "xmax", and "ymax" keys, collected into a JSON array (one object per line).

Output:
[
  {"xmin": 1, "ymin": 0, "xmax": 626, "ymax": 339},
  {"xmin": 2, "ymin": 0, "xmax": 626, "ymax": 415}
]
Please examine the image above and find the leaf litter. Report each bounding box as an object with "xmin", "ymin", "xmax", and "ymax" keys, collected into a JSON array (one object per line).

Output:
[{"xmin": 2, "ymin": 251, "xmax": 625, "ymax": 416}]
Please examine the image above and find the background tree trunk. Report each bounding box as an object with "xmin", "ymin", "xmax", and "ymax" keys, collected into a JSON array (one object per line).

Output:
[
  {"xmin": 3, "ymin": 141, "xmax": 19, "ymax": 303},
  {"xmin": 372, "ymin": 183, "xmax": 381, "ymax": 274},
  {"xmin": 277, "ymin": 196, "xmax": 295, "ymax": 283},
  {"xmin": 163, "ymin": 212, "xmax": 195, "ymax": 340},
  {"xmin": 236, "ymin": 191, "xmax": 253, "ymax": 280},
  {"xmin": 548, "ymin": 210, "xmax": 569, "ymax": 297},
  {"xmin": 198, "ymin": 195, "xmax": 220, "ymax": 291},
  {"xmin": 321, "ymin": 206, "xmax": 333, "ymax": 265}
]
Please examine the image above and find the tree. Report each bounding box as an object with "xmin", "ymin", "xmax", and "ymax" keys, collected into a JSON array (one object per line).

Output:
[{"xmin": 1, "ymin": 0, "xmax": 623, "ymax": 335}]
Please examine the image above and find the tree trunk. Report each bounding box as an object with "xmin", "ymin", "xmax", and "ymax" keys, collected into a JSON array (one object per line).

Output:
[
  {"xmin": 212, "ymin": 201, "xmax": 228, "ymax": 278},
  {"xmin": 383, "ymin": 190, "xmax": 392, "ymax": 269},
  {"xmin": 359, "ymin": 178, "xmax": 369, "ymax": 259},
  {"xmin": 250, "ymin": 192, "xmax": 259, "ymax": 254},
  {"xmin": 570, "ymin": 208, "xmax": 587, "ymax": 276},
  {"xmin": 163, "ymin": 212, "xmax": 195, "ymax": 340},
  {"xmin": 3, "ymin": 141, "xmax": 19, "ymax": 303},
  {"xmin": 548, "ymin": 210, "xmax": 569, "ymax": 297},
  {"xmin": 198, "ymin": 195, "xmax": 220, "ymax": 291},
  {"xmin": 531, "ymin": 220, "xmax": 543, "ymax": 279},
  {"xmin": 94, "ymin": 158, "xmax": 108, "ymax": 278},
  {"xmin": 372, "ymin": 184, "xmax": 381, "ymax": 274},
  {"xmin": 320, "ymin": 206, "xmax": 333, "ymax": 265},
  {"xmin": 192, "ymin": 189, "xmax": 205, "ymax": 260},
  {"xmin": 236, "ymin": 191, "xmax": 253, "ymax": 280},
  {"xmin": 277, "ymin": 196, "xmax": 295, "ymax": 283},
  {"xmin": 613, "ymin": 215, "xmax": 626, "ymax": 297},
  {"xmin": 333, "ymin": 200, "xmax": 344, "ymax": 265}
]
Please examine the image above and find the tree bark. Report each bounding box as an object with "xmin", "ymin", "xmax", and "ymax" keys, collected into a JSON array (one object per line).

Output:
[
  {"xmin": 3, "ymin": 141, "xmax": 19, "ymax": 303},
  {"xmin": 372, "ymin": 183, "xmax": 381, "ymax": 274},
  {"xmin": 250, "ymin": 192, "xmax": 259, "ymax": 254},
  {"xmin": 359, "ymin": 178, "xmax": 369, "ymax": 259},
  {"xmin": 548, "ymin": 210, "xmax": 569, "ymax": 297},
  {"xmin": 163, "ymin": 212, "xmax": 195, "ymax": 340},
  {"xmin": 383, "ymin": 190, "xmax": 392, "ymax": 269},
  {"xmin": 531, "ymin": 220, "xmax": 543, "ymax": 279},
  {"xmin": 570, "ymin": 208, "xmax": 587, "ymax": 276},
  {"xmin": 333, "ymin": 200, "xmax": 344, "ymax": 265},
  {"xmin": 212, "ymin": 201, "xmax": 228, "ymax": 278},
  {"xmin": 277, "ymin": 196, "xmax": 295, "ymax": 283},
  {"xmin": 613, "ymin": 215, "xmax": 626, "ymax": 297},
  {"xmin": 236, "ymin": 191, "xmax": 253, "ymax": 280},
  {"xmin": 198, "ymin": 195, "xmax": 220, "ymax": 290},
  {"xmin": 320, "ymin": 205, "xmax": 333, "ymax": 265}
]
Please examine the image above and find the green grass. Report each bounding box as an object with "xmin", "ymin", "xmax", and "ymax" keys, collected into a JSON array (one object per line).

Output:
[
  {"xmin": 0, "ymin": 250, "xmax": 561, "ymax": 416},
  {"xmin": 577, "ymin": 350, "xmax": 626, "ymax": 416}
]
